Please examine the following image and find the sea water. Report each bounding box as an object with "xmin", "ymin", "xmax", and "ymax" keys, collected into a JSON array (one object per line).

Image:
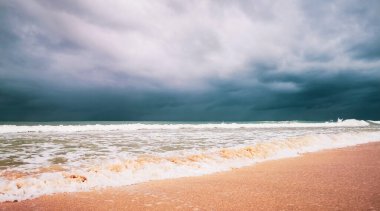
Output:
[{"xmin": 0, "ymin": 119, "xmax": 380, "ymax": 202}]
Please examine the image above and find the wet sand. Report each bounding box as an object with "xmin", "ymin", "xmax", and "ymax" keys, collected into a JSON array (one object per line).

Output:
[{"xmin": 1, "ymin": 142, "xmax": 380, "ymax": 210}]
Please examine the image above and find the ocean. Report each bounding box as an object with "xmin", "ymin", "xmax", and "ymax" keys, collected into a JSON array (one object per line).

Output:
[{"xmin": 1, "ymin": 120, "xmax": 380, "ymax": 202}]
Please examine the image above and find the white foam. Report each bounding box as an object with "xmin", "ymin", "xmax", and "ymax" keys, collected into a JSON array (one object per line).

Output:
[
  {"xmin": 0, "ymin": 119, "xmax": 370, "ymax": 134},
  {"xmin": 369, "ymin": 120, "xmax": 380, "ymax": 124},
  {"xmin": 1, "ymin": 130, "xmax": 380, "ymax": 202}
]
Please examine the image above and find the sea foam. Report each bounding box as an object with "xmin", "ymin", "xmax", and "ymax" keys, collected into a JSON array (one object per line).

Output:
[
  {"xmin": 0, "ymin": 130, "xmax": 380, "ymax": 202},
  {"xmin": 0, "ymin": 119, "xmax": 379, "ymax": 202}
]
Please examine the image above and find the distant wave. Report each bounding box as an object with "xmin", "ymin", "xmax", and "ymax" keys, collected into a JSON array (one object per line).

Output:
[
  {"xmin": 369, "ymin": 120, "xmax": 380, "ymax": 124},
  {"xmin": 0, "ymin": 119, "xmax": 370, "ymax": 134}
]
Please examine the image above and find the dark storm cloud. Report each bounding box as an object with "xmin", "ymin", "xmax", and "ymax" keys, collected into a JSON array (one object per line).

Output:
[
  {"xmin": 164, "ymin": 70, "xmax": 380, "ymax": 121},
  {"xmin": 0, "ymin": 1, "xmax": 380, "ymax": 121}
]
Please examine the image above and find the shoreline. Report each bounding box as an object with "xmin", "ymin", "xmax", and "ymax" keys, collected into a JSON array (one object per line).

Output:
[{"xmin": 1, "ymin": 142, "xmax": 380, "ymax": 210}]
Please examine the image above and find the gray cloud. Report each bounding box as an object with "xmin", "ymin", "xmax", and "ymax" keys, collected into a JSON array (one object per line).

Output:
[{"xmin": 0, "ymin": 1, "xmax": 379, "ymax": 121}]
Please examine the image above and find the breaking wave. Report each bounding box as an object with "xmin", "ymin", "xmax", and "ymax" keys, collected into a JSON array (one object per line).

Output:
[
  {"xmin": 1, "ymin": 130, "xmax": 380, "ymax": 202},
  {"xmin": 369, "ymin": 120, "xmax": 380, "ymax": 125},
  {"xmin": 0, "ymin": 119, "xmax": 370, "ymax": 134}
]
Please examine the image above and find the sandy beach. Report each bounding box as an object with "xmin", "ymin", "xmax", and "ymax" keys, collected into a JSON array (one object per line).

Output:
[
  {"xmin": 2, "ymin": 0, "xmax": 380, "ymax": 209},
  {"xmin": 1, "ymin": 142, "xmax": 380, "ymax": 211}
]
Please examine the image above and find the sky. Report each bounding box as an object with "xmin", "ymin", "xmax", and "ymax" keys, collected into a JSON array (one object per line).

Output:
[{"xmin": 0, "ymin": 0, "xmax": 380, "ymax": 121}]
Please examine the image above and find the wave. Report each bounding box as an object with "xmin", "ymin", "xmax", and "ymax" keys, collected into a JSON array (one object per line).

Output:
[
  {"xmin": 0, "ymin": 119, "xmax": 370, "ymax": 134},
  {"xmin": 1, "ymin": 130, "xmax": 379, "ymax": 202},
  {"xmin": 369, "ymin": 120, "xmax": 380, "ymax": 124}
]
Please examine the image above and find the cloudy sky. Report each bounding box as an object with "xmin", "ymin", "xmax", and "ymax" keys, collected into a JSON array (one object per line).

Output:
[{"xmin": 0, "ymin": 0, "xmax": 379, "ymax": 121}]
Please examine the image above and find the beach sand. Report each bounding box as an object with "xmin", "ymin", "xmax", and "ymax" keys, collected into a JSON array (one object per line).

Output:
[{"xmin": 1, "ymin": 142, "xmax": 380, "ymax": 210}]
